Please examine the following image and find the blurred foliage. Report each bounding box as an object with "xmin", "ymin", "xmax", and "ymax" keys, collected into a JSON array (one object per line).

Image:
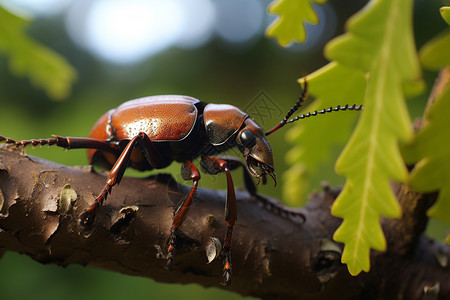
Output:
[
  {"xmin": 0, "ymin": 6, "xmax": 77, "ymax": 100},
  {"xmin": 441, "ymin": 6, "xmax": 450, "ymax": 23},
  {"xmin": 266, "ymin": 0, "xmax": 327, "ymax": 46},
  {"xmin": 0, "ymin": 251, "xmax": 251, "ymax": 300},
  {"xmin": 404, "ymin": 6, "xmax": 450, "ymax": 229},
  {"xmin": 406, "ymin": 84, "xmax": 450, "ymax": 225},
  {"xmin": 419, "ymin": 28, "xmax": 450, "ymax": 69},
  {"xmin": 283, "ymin": 63, "xmax": 365, "ymax": 207},
  {"xmin": 419, "ymin": 6, "xmax": 450, "ymax": 69},
  {"xmin": 0, "ymin": 0, "xmax": 448, "ymax": 299}
]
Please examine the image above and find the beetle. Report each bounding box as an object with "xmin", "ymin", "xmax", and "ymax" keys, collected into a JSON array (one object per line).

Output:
[{"xmin": 0, "ymin": 81, "xmax": 362, "ymax": 285}]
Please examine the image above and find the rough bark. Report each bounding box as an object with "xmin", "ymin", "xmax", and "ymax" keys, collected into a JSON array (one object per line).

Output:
[{"xmin": 0, "ymin": 147, "xmax": 448, "ymax": 300}]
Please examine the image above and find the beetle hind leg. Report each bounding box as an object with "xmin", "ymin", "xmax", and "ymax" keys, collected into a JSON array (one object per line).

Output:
[
  {"xmin": 0, "ymin": 135, "xmax": 119, "ymax": 154},
  {"xmin": 0, "ymin": 135, "xmax": 57, "ymax": 150}
]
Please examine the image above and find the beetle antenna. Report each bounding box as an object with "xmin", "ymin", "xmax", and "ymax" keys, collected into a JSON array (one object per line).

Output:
[
  {"xmin": 265, "ymin": 79, "xmax": 363, "ymax": 136},
  {"xmin": 265, "ymin": 78, "xmax": 309, "ymax": 136},
  {"xmin": 285, "ymin": 103, "xmax": 363, "ymax": 125}
]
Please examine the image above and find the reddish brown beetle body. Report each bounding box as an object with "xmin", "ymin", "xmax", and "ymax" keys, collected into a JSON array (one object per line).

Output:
[
  {"xmin": 87, "ymin": 95, "xmax": 275, "ymax": 181},
  {"xmin": 0, "ymin": 82, "xmax": 362, "ymax": 285},
  {"xmin": 87, "ymin": 95, "xmax": 206, "ymax": 170}
]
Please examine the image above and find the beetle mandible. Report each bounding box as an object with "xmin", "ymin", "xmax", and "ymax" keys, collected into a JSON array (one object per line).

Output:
[{"xmin": 0, "ymin": 81, "xmax": 362, "ymax": 285}]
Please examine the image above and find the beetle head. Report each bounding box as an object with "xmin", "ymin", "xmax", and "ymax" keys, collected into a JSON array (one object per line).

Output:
[
  {"xmin": 203, "ymin": 103, "xmax": 275, "ymax": 185},
  {"xmin": 237, "ymin": 118, "xmax": 276, "ymax": 185}
]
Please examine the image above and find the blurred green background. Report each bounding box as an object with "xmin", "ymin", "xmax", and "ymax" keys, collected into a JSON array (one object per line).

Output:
[{"xmin": 0, "ymin": 0, "xmax": 447, "ymax": 299}]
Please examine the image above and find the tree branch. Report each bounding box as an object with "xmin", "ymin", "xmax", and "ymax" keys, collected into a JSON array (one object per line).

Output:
[{"xmin": 0, "ymin": 147, "xmax": 448, "ymax": 300}]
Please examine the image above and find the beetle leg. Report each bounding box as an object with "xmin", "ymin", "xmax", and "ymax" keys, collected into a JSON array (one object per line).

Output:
[
  {"xmin": 217, "ymin": 156, "xmax": 306, "ymax": 223},
  {"xmin": 136, "ymin": 132, "xmax": 165, "ymax": 169},
  {"xmin": 201, "ymin": 155, "xmax": 236, "ymax": 286},
  {"xmin": 167, "ymin": 160, "xmax": 200, "ymax": 271},
  {"xmin": 53, "ymin": 136, "xmax": 120, "ymax": 154},
  {"xmin": 215, "ymin": 156, "xmax": 257, "ymax": 196},
  {"xmin": 79, "ymin": 132, "xmax": 160, "ymax": 227},
  {"xmin": 0, "ymin": 135, "xmax": 119, "ymax": 154}
]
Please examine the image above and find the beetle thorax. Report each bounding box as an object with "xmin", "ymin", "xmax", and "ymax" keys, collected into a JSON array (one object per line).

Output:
[{"xmin": 203, "ymin": 103, "xmax": 248, "ymax": 146}]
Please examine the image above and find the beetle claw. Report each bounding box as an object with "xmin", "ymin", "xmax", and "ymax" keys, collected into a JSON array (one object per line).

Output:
[
  {"xmin": 269, "ymin": 172, "xmax": 277, "ymax": 187},
  {"xmin": 166, "ymin": 227, "xmax": 178, "ymax": 271},
  {"xmin": 78, "ymin": 209, "xmax": 95, "ymax": 228},
  {"xmin": 222, "ymin": 272, "xmax": 232, "ymax": 286},
  {"xmin": 222, "ymin": 247, "xmax": 232, "ymax": 286}
]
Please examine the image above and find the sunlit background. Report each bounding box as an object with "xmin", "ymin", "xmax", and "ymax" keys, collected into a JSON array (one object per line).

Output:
[
  {"xmin": 2, "ymin": 0, "xmax": 337, "ymax": 64},
  {"xmin": 0, "ymin": 0, "xmax": 446, "ymax": 299}
]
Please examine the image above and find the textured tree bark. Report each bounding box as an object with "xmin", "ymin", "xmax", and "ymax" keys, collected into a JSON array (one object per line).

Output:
[{"xmin": 0, "ymin": 147, "xmax": 448, "ymax": 300}]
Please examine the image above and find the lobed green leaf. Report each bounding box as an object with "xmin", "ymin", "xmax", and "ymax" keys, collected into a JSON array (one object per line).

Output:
[
  {"xmin": 324, "ymin": 0, "xmax": 423, "ymax": 275},
  {"xmin": 266, "ymin": 0, "xmax": 326, "ymax": 47},
  {"xmin": 404, "ymin": 7, "xmax": 450, "ymax": 226},
  {"xmin": 407, "ymin": 86, "xmax": 450, "ymax": 225}
]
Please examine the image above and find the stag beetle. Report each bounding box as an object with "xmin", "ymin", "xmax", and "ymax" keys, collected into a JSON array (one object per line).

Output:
[{"xmin": 0, "ymin": 81, "xmax": 362, "ymax": 285}]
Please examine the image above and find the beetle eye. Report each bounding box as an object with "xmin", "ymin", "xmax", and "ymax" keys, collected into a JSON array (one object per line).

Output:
[{"xmin": 240, "ymin": 130, "xmax": 256, "ymax": 148}]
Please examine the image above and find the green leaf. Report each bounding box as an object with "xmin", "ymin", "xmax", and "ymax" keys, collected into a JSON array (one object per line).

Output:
[
  {"xmin": 0, "ymin": 6, "xmax": 77, "ymax": 100},
  {"xmin": 419, "ymin": 7, "xmax": 450, "ymax": 70},
  {"xmin": 266, "ymin": 0, "xmax": 327, "ymax": 47},
  {"xmin": 404, "ymin": 7, "xmax": 450, "ymax": 226},
  {"xmin": 407, "ymin": 86, "xmax": 450, "ymax": 225},
  {"xmin": 441, "ymin": 6, "xmax": 450, "ymax": 25},
  {"xmin": 419, "ymin": 29, "xmax": 450, "ymax": 70},
  {"xmin": 283, "ymin": 62, "xmax": 365, "ymax": 205},
  {"xmin": 325, "ymin": 0, "xmax": 423, "ymax": 276}
]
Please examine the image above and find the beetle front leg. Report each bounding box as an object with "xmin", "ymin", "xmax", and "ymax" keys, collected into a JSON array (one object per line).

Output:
[
  {"xmin": 216, "ymin": 155, "xmax": 257, "ymax": 195},
  {"xmin": 167, "ymin": 160, "xmax": 200, "ymax": 270},
  {"xmin": 218, "ymin": 156, "xmax": 305, "ymax": 223},
  {"xmin": 201, "ymin": 155, "xmax": 236, "ymax": 285}
]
